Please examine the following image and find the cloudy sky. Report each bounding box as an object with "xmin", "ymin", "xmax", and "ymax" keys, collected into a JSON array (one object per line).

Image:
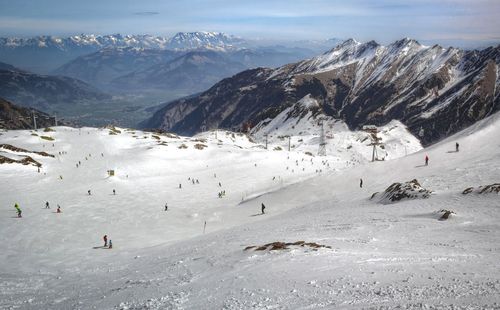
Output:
[{"xmin": 0, "ymin": 0, "xmax": 499, "ymax": 47}]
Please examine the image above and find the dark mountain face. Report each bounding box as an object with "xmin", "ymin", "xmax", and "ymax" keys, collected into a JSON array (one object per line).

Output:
[
  {"xmin": 53, "ymin": 47, "xmax": 183, "ymax": 91},
  {"xmin": 0, "ymin": 64, "xmax": 110, "ymax": 110},
  {"xmin": 111, "ymin": 51, "xmax": 247, "ymax": 94},
  {"xmin": 143, "ymin": 39, "xmax": 500, "ymax": 145},
  {"xmin": 0, "ymin": 97, "xmax": 61, "ymax": 129}
]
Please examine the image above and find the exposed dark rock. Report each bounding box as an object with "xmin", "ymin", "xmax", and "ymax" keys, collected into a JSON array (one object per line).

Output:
[
  {"xmin": 462, "ymin": 183, "xmax": 500, "ymax": 195},
  {"xmin": 0, "ymin": 144, "xmax": 54, "ymax": 157},
  {"xmin": 374, "ymin": 179, "xmax": 432, "ymax": 204},
  {"xmin": 244, "ymin": 241, "xmax": 332, "ymax": 252}
]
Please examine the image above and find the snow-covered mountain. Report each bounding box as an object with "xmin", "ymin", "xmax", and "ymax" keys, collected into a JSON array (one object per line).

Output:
[
  {"xmin": 166, "ymin": 31, "xmax": 247, "ymax": 50},
  {"xmin": 0, "ymin": 34, "xmax": 171, "ymax": 50},
  {"xmin": 0, "ymin": 34, "xmax": 174, "ymax": 73},
  {"xmin": 144, "ymin": 38, "xmax": 500, "ymax": 145},
  {"xmin": 0, "ymin": 32, "xmax": 247, "ymax": 73}
]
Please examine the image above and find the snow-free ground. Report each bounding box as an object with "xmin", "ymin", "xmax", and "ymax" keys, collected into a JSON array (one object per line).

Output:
[{"xmin": 0, "ymin": 115, "xmax": 499, "ymax": 309}]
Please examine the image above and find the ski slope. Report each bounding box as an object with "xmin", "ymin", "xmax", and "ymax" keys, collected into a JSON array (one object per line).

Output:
[{"xmin": 0, "ymin": 114, "xmax": 499, "ymax": 309}]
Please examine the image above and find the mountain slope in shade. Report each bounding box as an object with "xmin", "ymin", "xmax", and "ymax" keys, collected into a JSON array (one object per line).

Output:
[
  {"xmin": 53, "ymin": 47, "xmax": 184, "ymax": 89},
  {"xmin": 0, "ymin": 63, "xmax": 110, "ymax": 110},
  {"xmin": 111, "ymin": 50, "xmax": 247, "ymax": 93},
  {"xmin": 144, "ymin": 38, "xmax": 500, "ymax": 145},
  {"xmin": 0, "ymin": 97, "xmax": 59, "ymax": 129}
]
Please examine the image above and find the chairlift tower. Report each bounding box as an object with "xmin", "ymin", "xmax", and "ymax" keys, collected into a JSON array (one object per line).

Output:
[
  {"xmin": 318, "ymin": 119, "xmax": 327, "ymax": 156},
  {"xmin": 364, "ymin": 125, "xmax": 384, "ymax": 162},
  {"xmin": 32, "ymin": 110, "xmax": 37, "ymax": 130}
]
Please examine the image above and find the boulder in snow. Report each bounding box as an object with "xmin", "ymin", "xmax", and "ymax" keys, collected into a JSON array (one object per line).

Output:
[
  {"xmin": 373, "ymin": 179, "xmax": 432, "ymax": 204},
  {"xmin": 438, "ymin": 209, "xmax": 456, "ymax": 221},
  {"xmin": 462, "ymin": 183, "xmax": 500, "ymax": 195},
  {"xmin": 244, "ymin": 241, "xmax": 332, "ymax": 252}
]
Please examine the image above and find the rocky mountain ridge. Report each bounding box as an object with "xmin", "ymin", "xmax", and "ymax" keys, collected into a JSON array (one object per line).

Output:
[{"xmin": 143, "ymin": 38, "xmax": 500, "ymax": 145}]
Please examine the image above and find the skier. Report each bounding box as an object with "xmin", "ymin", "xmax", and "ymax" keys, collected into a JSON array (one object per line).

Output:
[
  {"xmin": 360, "ymin": 178, "xmax": 363, "ymax": 188},
  {"xmin": 425, "ymin": 155, "xmax": 429, "ymax": 166},
  {"xmin": 113, "ymin": 189, "xmax": 116, "ymax": 195},
  {"xmin": 103, "ymin": 235, "xmax": 108, "ymax": 247},
  {"xmin": 219, "ymin": 182, "xmax": 222, "ymax": 187},
  {"xmin": 261, "ymin": 203, "xmax": 266, "ymax": 214},
  {"xmin": 456, "ymin": 142, "xmax": 459, "ymax": 152},
  {"xmin": 88, "ymin": 189, "xmax": 91, "ymax": 195},
  {"xmin": 179, "ymin": 183, "xmax": 182, "ymax": 189},
  {"xmin": 57, "ymin": 205, "xmax": 61, "ymax": 213},
  {"xmin": 108, "ymin": 240, "xmax": 113, "ymax": 249},
  {"xmin": 164, "ymin": 203, "xmax": 168, "ymax": 211},
  {"xmin": 45, "ymin": 201, "xmax": 50, "ymax": 209}
]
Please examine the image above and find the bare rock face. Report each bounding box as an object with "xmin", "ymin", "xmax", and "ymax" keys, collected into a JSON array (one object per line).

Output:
[
  {"xmin": 462, "ymin": 183, "xmax": 500, "ymax": 195},
  {"xmin": 373, "ymin": 179, "xmax": 432, "ymax": 204}
]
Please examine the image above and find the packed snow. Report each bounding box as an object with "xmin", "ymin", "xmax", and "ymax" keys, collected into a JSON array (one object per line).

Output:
[{"xmin": 0, "ymin": 112, "xmax": 499, "ymax": 309}]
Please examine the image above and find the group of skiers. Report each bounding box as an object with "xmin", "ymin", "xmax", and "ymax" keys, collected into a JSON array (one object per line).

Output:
[
  {"xmin": 103, "ymin": 235, "xmax": 112, "ymax": 249},
  {"xmin": 87, "ymin": 189, "xmax": 116, "ymax": 195},
  {"xmin": 45, "ymin": 201, "xmax": 62, "ymax": 213},
  {"xmin": 13, "ymin": 201, "xmax": 62, "ymax": 218},
  {"xmin": 218, "ymin": 190, "xmax": 226, "ymax": 198}
]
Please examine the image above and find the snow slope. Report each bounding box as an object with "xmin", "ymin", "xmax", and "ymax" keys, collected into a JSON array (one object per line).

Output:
[
  {"xmin": 251, "ymin": 94, "xmax": 422, "ymax": 164},
  {"xmin": 0, "ymin": 113, "xmax": 499, "ymax": 309}
]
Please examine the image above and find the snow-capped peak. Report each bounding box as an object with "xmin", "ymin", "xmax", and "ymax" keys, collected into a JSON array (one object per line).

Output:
[{"xmin": 166, "ymin": 31, "xmax": 246, "ymax": 50}]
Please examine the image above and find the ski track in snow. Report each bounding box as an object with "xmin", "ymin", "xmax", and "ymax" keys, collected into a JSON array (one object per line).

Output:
[{"xmin": 0, "ymin": 114, "xmax": 500, "ymax": 309}]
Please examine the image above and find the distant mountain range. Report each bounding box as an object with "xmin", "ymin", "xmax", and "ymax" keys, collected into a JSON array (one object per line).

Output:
[
  {"xmin": 0, "ymin": 32, "xmax": 339, "ymax": 73},
  {"xmin": 0, "ymin": 32, "xmax": 249, "ymax": 73},
  {"xmin": 143, "ymin": 38, "xmax": 500, "ymax": 145},
  {"xmin": 0, "ymin": 62, "xmax": 110, "ymax": 110}
]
